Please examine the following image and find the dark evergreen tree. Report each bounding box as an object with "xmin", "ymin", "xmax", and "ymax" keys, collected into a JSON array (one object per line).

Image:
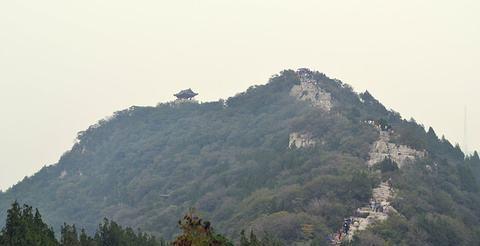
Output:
[
  {"xmin": 376, "ymin": 158, "xmax": 399, "ymax": 173},
  {"xmin": 0, "ymin": 202, "xmax": 164, "ymax": 246},
  {"xmin": 79, "ymin": 229, "xmax": 96, "ymax": 246},
  {"xmin": 240, "ymin": 230, "xmax": 261, "ymax": 246},
  {"xmin": 427, "ymin": 126, "xmax": 438, "ymax": 140},
  {"xmin": 93, "ymin": 218, "xmax": 161, "ymax": 246},
  {"xmin": 0, "ymin": 202, "xmax": 58, "ymax": 246},
  {"xmin": 60, "ymin": 223, "xmax": 80, "ymax": 246},
  {"xmin": 472, "ymin": 151, "xmax": 480, "ymax": 164}
]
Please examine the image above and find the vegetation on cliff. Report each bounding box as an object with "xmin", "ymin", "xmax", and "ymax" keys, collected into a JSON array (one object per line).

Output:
[{"xmin": 0, "ymin": 69, "xmax": 479, "ymax": 245}]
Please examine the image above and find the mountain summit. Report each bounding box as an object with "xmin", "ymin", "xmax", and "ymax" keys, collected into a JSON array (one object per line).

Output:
[{"xmin": 1, "ymin": 69, "xmax": 479, "ymax": 245}]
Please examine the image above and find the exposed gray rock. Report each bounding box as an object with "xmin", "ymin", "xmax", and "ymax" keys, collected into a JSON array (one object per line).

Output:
[
  {"xmin": 367, "ymin": 131, "xmax": 426, "ymax": 168},
  {"xmin": 59, "ymin": 170, "xmax": 67, "ymax": 179},
  {"xmin": 333, "ymin": 127, "xmax": 427, "ymax": 243},
  {"xmin": 335, "ymin": 181, "xmax": 396, "ymax": 243},
  {"xmin": 290, "ymin": 71, "xmax": 332, "ymax": 111},
  {"xmin": 289, "ymin": 132, "xmax": 316, "ymax": 148},
  {"xmin": 331, "ymin": 127, "xmax": 426, "ymax": 243}
]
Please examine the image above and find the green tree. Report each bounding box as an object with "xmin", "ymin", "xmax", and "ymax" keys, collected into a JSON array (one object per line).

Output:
[
  {"xmin": 239, "ymin": 230, "xmax": 284, "ymax": 246},
  {"xmin": 79, "ymin": 229, "xmax": 96, "ymax": 246},
  {"xmin": 0, "ymin": 202, "xmax": 58, "ymax": 246},
  {"xmin": 240, "ymin": 230, "xmax": 260, "ymax": 246},
  {"xmin": 375, "ymin": 158, "xmax": 398, "ymax": 173},
  {"xmin": 172, "ymin": 209, "xmax": 232, "ymax": 246},
  {"xmin": 60, "ymin": 223, "xmax": 80, "ymax": 246},
  {"xmin": 93, "ymin": 218, "xmax": 161, "ymax": 246}
]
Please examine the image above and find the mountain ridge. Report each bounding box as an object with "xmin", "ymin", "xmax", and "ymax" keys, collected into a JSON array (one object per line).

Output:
[{"xmin": 1, "ymin": 69, "xmax": 479, "ymax": 245}]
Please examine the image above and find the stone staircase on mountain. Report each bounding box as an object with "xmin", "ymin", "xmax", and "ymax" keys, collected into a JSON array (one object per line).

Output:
[
  {"xmin": 331, "ymin": 127, "xmax": 425, "ymax": 245},
  {"xmin": 285, "ymin": 69, "xmax": 425, "ymax": 245}
]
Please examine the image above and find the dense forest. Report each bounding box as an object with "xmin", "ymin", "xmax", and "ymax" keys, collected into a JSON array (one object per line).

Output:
[
  {"xmin": 0, "ymin": 202, "xmax": 162, "ymax": 246},
  {"xmin": 0, "ymin": 69, "xmax": 479, "ymax": 245},
  {"xmin": 0, "ymin": 202, "xmax": 280, "ymax": 246}
]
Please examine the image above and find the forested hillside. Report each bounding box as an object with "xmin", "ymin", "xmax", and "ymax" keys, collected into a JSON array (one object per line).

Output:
[
  {"xmin": 0, "ymin": 202, "xmax": 164, "ymax": 246},
  {"xmin": 1, "ymin": 69, "xmax": 479, "ymax": 245}
]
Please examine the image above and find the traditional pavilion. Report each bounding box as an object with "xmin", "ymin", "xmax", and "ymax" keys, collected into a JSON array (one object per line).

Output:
[{"xmin": 174, "ymin": 89, "xmax": 198, "ymax": 100}]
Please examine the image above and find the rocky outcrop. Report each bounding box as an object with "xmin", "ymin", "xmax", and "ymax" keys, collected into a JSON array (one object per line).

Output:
[
  {"xmin": 345, "ymin": 182, "xmax": 396, "ymax": 240},
  {"xmin": 331, "ymin": 128, "xmax": 425, "ymax": 244},
  {"xmin": 289, "ymin": 132, "xmax": 316, "ymax": 148},
  {"xmin": 368, "ymin": 130, "xmax": 426, "ymax": 169},
  {"xmin": 288, "ymin": 70, "xmax": 332, "ymax": 150},
  {"xmin": 59, "ymin": 170, "xmax": 67, "ymax": 179},
  {"xmin": 290, "ymin": 70, "xmax": 332, "ymax": 111},
  {"xmin": 331, "ymin": 181, "xmax": 396, "ymax": 244},
  {"xmin": 331, "ymin": 126, "xmax": 428, "ymax": 244}
]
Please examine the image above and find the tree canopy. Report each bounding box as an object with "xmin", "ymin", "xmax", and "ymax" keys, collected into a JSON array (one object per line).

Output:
[{"xmin": 1, "ymin": 69, "xmax": 479, "ymax": 245}]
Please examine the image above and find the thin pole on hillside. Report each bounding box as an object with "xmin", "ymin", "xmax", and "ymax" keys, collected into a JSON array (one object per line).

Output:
[{"xmin": 464, "ymin": 106, "xmax": 468, "ymax": 155}]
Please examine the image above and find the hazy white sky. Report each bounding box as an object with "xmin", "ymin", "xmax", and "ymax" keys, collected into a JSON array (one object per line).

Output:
[{"xmin": 0, "ymin": 0, "xmax": 479, "ymax": 190}]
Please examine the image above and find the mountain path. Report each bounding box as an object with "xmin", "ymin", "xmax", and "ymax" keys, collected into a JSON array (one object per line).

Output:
[{"xmin": 330, "ymin": 128, "xmax": 406, "ymax": 245}]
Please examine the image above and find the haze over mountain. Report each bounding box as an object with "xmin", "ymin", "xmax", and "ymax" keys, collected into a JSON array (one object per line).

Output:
[
  {"xmin": 1, "ymin": 0, "xmax": 479, "ymax": 191},
  {"xmin": 1, "ymin": 69, "xmax": 479, "ymax": 245}
]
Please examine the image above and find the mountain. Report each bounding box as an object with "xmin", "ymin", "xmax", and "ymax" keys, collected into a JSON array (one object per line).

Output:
[{"xmin": 1, "ymin": 69, "xmax": 479, "ymax": 245}]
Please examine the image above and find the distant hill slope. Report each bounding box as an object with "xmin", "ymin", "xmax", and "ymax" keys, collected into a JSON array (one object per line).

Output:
[{"xmin": 1, "ymin": 69, "xmax": 479, "ymax": 245}]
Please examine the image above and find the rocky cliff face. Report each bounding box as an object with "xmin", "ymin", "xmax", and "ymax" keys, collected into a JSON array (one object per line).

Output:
[
  {"xmin": 288, "ymin": 70, "xmax": 334, "ymax": 150},
  {"xmin": 284, "ymin": 69, "xmax": 435, "ymax": 244},
  {"xmin": 339, "ymin": 182, "xmax": 395, "ymax": 240},
  {"xmin": 367, "ymin": 129, "xmax": 426, "ymax": 168},
  {"xmin": 332, "ymin": 123, "xmax": 427, "ymax": 243},
  {"xmin": 289, "ymin": 132, "xmax": 316, "ymax": 148},
  {"xmin": 290, "ymin": 70, "xmax": 333, "ymax": 111}
]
